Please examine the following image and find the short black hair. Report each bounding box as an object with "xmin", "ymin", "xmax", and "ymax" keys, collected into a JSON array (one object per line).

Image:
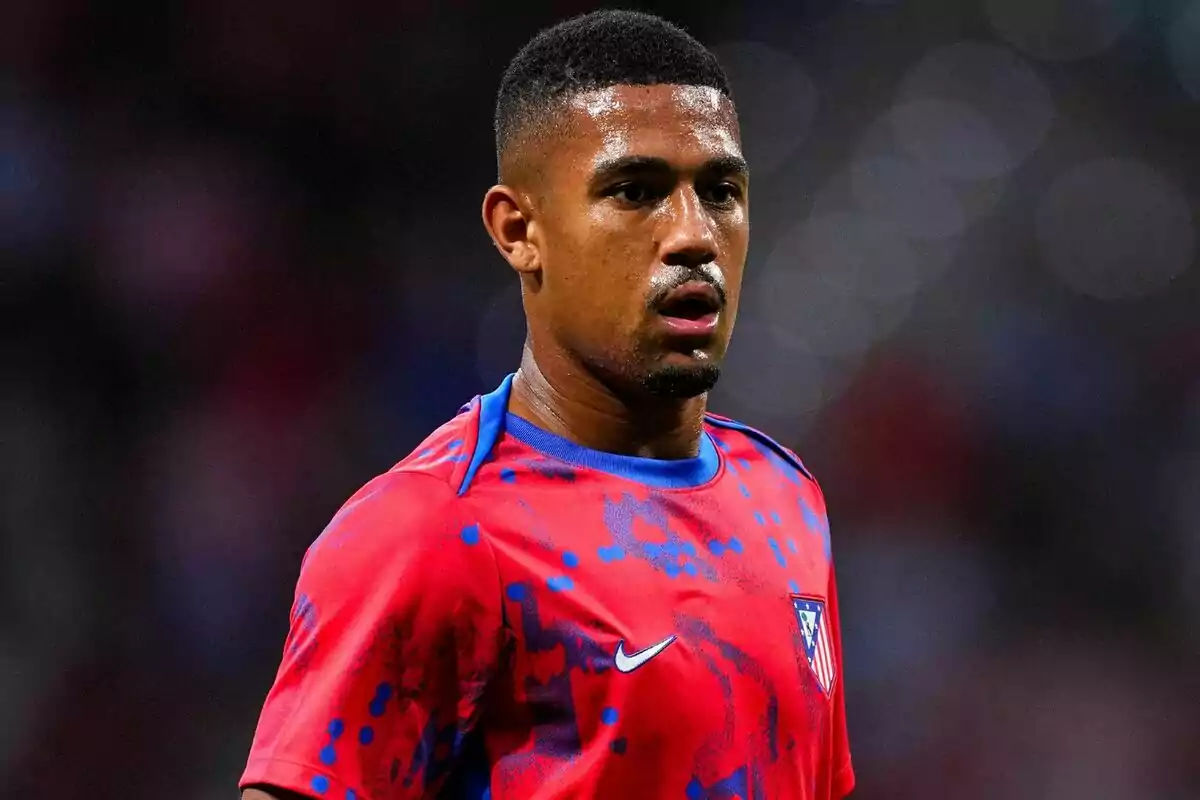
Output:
[{"xmin": 495, "ymin": 10, "xmax": 731, "ymax": 176}]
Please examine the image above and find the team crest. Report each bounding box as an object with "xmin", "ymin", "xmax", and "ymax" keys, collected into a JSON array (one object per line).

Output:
[{"xmin": 791, "ymin": 595, "xmax": 836, "ymax": 696}]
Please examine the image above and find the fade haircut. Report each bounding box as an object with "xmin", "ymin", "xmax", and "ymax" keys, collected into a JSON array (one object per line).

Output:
[{"xmin": 494, "ymin": 10, "xmax": 732, "ymax": 179}]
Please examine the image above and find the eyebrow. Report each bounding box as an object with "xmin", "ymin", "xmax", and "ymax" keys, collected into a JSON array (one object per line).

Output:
[{"xmin": 590, "ymin": 154, "xmax": 750, "ymax": 183}]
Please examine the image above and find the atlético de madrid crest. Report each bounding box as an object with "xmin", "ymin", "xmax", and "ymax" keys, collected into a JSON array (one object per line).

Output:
[{"xmin": 791, "ymin": 595, "xmax": 836, "ymax": 697}]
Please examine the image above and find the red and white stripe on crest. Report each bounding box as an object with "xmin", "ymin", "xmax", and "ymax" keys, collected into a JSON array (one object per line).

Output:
[{"xmin": 809, "ymin": 610, "xmax": 836, "ymax": 695}]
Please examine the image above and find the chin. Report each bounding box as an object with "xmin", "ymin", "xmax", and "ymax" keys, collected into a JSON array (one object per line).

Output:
[{"xmin": 639, "ymin": 362, "xmax": 722, "ymax": 399}]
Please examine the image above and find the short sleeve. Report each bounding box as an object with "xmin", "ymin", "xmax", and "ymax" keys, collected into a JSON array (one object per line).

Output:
[
  {"xmin": 239, "ymin": 470, "xmax": 505, "ymax": 800},
  {"xmin": 826, "ymin": 570, "xmax": 855, "ymax": 799}
]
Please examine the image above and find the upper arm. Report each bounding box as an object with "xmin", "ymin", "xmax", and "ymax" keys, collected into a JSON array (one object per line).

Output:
[{"xmin": 238, "ymin": 471, "xmax": 505, "ymax": 800}]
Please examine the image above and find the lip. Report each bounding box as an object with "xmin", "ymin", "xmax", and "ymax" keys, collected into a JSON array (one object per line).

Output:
[
  {"xmin": 658, "ymin": 281, "xmax": 723, "ymax": 312},
  {"xmin": 654, "ymin": 280, "xmax": 723, "ymax": 339},
  {"xmin": 657, "ymin": 312, "xmax": 720, "ymax": 337}
]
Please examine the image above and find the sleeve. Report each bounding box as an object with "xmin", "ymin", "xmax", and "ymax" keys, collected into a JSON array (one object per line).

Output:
[
  {"xmin": 826, "ymin": 569, "xmax": 855, "ymax": 799},
  {"xmin": 239, "ymin": 470, "xmax": 505, "ymax": 800}
]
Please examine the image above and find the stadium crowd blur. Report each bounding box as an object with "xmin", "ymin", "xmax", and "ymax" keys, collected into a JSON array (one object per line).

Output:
[{"xmin": 5, "ymin": 1, "xmax": 1199, "ymax": 797}]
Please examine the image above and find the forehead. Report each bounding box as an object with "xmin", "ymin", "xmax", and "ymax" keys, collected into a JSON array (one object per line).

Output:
[{"xmin": 556, "ymin": 84, "xmax": 742, "ymax": 173}]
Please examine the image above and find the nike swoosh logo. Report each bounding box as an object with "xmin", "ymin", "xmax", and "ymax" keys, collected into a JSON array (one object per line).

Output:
[{"xmin": 613, "ymin": 635, "xmax": 677, "ymax": 673}]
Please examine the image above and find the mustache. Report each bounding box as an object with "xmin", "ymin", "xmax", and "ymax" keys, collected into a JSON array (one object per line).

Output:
[{"xmin": 648, "ymin": 264, "xmax": 728, "ymax": 308}]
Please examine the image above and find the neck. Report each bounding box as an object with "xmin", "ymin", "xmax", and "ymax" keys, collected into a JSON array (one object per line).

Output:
[{"xmin": 507, "ymin": 344, "xmax": 708, "ymax": 460}]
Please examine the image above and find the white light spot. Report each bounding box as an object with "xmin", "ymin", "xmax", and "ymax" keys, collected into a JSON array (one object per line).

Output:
[
  {"xmin": 475, "ymin": 281, "xmax": 527, "ymax": 385},
  {"xmin": 890, "ymin": 99, "xmax": 1011, "ymax": 181},
  {"xmin": 710, "ymin": 42, "xmax": 819, "ymax": 175},
  {"xmin": 851, "ymin": 116, "xmax": 1011, "ymax": 227},
  {"xmin": 571, "ymin": 86, "xmax": 628, "ymax": 119},
  {"xmin": 893, "ymin": 43, "xmax": 1054, "ymax": 181},
  {"xmin": 1169, "ymin": 2, "xmax": 1200, "ymax": 100},
  {"xmin": 806, "ymin": 161, "xmax": 966, "ymax": 296},
  {"xmin": 850, "ymin": 156, "xmax": 967, "ymax": 240},
  {"xmin": 984, "ymin": 0, "xmax": 1142, "ymax": 61},
  {"xmin": 1036, "ymin": 159, "xmax": 1196, "ymax": 299}
]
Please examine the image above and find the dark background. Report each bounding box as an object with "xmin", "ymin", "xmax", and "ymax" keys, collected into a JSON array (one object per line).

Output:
[{"xmin": 5, "ymin": 0, "xmax": 1199, "ymax": 797}]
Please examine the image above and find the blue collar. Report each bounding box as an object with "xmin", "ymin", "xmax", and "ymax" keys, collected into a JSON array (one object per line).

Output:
[{"xmin": 457, "ymin": 373, "xmax": 721, "ymax": 493}]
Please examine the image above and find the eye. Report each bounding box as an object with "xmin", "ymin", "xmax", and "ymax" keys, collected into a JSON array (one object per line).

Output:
[
  {"xmin": 607, "ymin": 181, "xmax": 661, "ymax": 206},
  {"xmin": 704, "ymin": 182, "xmax": 742, "ymax": 207}
]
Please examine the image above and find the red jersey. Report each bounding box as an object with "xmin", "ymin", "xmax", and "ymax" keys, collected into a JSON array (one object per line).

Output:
[{"xmin": 241, "ymin": 374, "xmax": 854, "ymax": 799}]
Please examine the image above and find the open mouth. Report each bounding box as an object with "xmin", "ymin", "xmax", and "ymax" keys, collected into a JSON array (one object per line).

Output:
[
  {"xmin": 656, "ymin": 282, "xmax": 723, "ymax": 320},
  {"xmin": 654, "ymin": 281, "xmax": 723, "ymax": 338}
]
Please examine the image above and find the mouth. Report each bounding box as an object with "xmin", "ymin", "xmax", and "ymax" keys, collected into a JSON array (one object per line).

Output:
[{"xmin": 654, "ymin": 281, "xmax": 723, "ymax": 338}]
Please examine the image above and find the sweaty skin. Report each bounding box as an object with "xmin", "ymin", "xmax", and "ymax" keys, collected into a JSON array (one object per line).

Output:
[{"xmin": 483, "ymin": 83, "xmax": 750, "ymax": 460}]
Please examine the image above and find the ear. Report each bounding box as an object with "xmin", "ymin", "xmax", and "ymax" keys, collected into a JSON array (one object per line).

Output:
[{"xmin": 482, "ymin": 184, "xmax": 541, "ymax": 275}]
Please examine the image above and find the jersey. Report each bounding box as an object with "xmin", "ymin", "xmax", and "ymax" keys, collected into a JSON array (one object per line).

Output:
[{"xmin": 240, "ymin": 374, "xmax": 854, "ymax": 800}]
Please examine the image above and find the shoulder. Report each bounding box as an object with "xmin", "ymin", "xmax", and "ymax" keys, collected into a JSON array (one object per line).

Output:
[
  {"xmin": 388, "ymin": 381, "xmax": 511, "ymax": 497},
  {"xmin": 300, "ymin": 385, "xmax": 511, "ymax": 582},
  {"xmin": 300, "ymin": 466, "xmax": 481, "ymax": 586},
  {"xmin": 706, "ymin": 412, "xmax": 834, "ymax": 562},
  {"xmin": 390, "ymin": 405, "xmax": 480, "ymax": 485},
  {"xmin": 704, "ymin": 411, "xmax": 819, "ymax": 489},
  {"xmin": 294, "ymin": 467, "xmax": 500, "ymax": 620}
]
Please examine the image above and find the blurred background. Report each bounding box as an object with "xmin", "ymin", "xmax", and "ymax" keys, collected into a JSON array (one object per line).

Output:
[{"xmin": 4, "ymin": 0, "xmax": 1199, "ymax": 797}]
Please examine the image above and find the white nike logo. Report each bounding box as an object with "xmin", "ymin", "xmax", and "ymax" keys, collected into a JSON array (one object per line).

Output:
[{"xmin": 613, "ymin": 635, "xmax": 677, "ymax": 673}]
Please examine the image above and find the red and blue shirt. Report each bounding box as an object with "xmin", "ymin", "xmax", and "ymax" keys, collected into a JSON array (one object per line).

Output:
[{"xmin": 241, "ymin": 374, "xmax": 854, "ymax": 799}]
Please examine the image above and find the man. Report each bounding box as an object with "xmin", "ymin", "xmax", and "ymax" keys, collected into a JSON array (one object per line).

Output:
[{"xmin": 241, "ymin": 10, "xmax": 853, "ymax": 800}]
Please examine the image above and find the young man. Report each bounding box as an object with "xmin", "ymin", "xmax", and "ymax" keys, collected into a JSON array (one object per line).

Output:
[{"xmin": 241, "ymin": 10, "xmax": 853, "ymax": 800}]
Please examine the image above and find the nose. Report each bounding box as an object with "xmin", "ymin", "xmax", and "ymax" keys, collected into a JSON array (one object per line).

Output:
[{"xmin": 659, "ymin": 186, "xmax": 718, "ymax": 269}]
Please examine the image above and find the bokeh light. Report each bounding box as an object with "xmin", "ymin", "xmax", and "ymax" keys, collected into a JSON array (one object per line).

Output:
[
  {"xmin": 1035, "ymin": 158, "xmax": 1196, "ymax": 299},
  {"xmin": 757, "ymin": 266, "xmax": 878, "ymax": 359},
  {"xmin": 849, "ymin": 156, "xmax": 967, "ymax": 240},
  {"xmin": 93, "ymin": 144, "xmax": 278, "ymax": 327},
  {"xmin": 790, "ymin": 212, "xmax": 922, "ymax": 305},
  {"xmin": 891, "ymin": 43, "xmax": 1054, "ymax": 181},
  {"xmin": 850, "ymin": 115, "xmax": 1011, "ymax": 232},
  {"xmin": 984, "ymin": 0, "xmax": 1142, "ymax": 61}
]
